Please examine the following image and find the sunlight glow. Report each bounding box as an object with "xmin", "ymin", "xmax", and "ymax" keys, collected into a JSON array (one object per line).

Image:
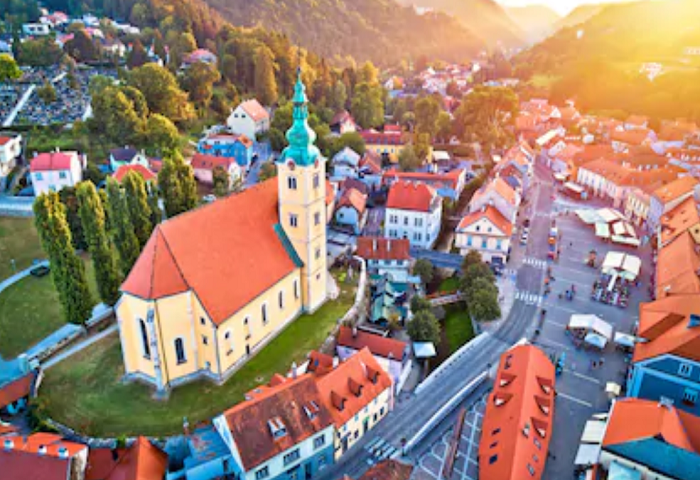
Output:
[{"xmin": 498, "ymin": 0, "xmax": 612, "ymax": 15}]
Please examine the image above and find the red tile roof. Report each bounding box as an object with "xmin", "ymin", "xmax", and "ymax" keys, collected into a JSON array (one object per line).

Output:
[
  {"xmin": 239, "ymin": 99, "xmax": 269, "ymax": 122},
  {"xmin": 85, "ymin": 437, "xmax": 167, "ymax": 480},
  {"xmin": 603, "ymin": 398, "xmax": 700, "ymax": 453},
  {"xmin": 359, "ymin": 152, "xmax": 382, "ymax": 175},
  {"xmin": 356, "ymin": 237, "xmax": 410, "ymax": 261},
  {"xmin": 221, "ymin": 375, "xmax": 333, "ymax": 471},
  {"xmin": 625, "ymin": 115, "xmax": 649, "ymax": 127},
  {"xmin": 121, "ymin": 180, "xmax": 299, "ymax": 325},
  {"xmin": 457, "ymin": 205, "xmax": 513, "ymax": 236},
  {"xmin": 112, "ymin": 164, "xmax": 157, "ymax": 183},
  {"xmin": 0, "ymin": 135, "xmax": 17, "ymax": 146},
  {"xmin": 360, "ymin": 128, "xmax": 405, "ymax": 146},
  {"xmin": 610, "ymin": 128, "xmax": 652, "ymax": 146},
  {"xmin": 191, "ymin": 153, "xmax": 237, "ymax": 171},
  {"xmin": 472, "ymin": 177, "xmax": 518, "ymax": 208},
  {"xmin": 382, "ymin": 169, "xmax": 464, "ymax": 191},
  {"xmin": 337, "ymin": 326, "xmax": 407, "ymax": 360},
  {"xmin": 314, "ymin": 348, "xmax": 393, "ymax": 428},
  {"xmin": 1, "ymin": 433, "xmax": 88, "ymax": 480},
  {"xmin": 386, "ymin": 181, "xmax": 437, "ymax": 212},
  {"xmin": 659, "ymin": 197, "xmax": 700, "ymax": 246},
  {"xmin": 336, "ymin": 188, "xmax": 367, "ymax": 215},
  {"xmin": 355, "ymin": 460, "xmax": 413, "ymax": 480},
  {"xmin": 652, "ymin": 176, "xmax": 698, "ymax": 204},
  {"xmin": 30, "ymin": 152, "xmax": 76, "ymax": 172},
  {"xmin": 479, "ymin": 344, "xmax": 555, "ymax": 480},
  {"xmin": 634, "ymin": 294, "xmax": 700, "ymax": 363},
  {"xmin": 655, "ymin": 231, "xmax": 700, "ymax": 298},
  {"xmin": 0, "ymin": 372, "xmax": 35, "ymax": 409}
]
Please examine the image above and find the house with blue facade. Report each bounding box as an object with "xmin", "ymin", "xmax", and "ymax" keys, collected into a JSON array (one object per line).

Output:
[
  {"xmin": 197, "ymin": 133, "xmax": 254, "ymax": 169},
  {"xmin": 628, "ymin": 294, "xmax": 700, "ymax": 415}
]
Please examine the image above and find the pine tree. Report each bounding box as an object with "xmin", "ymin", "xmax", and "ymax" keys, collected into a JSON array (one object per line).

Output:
[
  {"xmin": 105, "ymin": 178, "xmax": 141, "ymax": 276},
  {"xmin": 33, "ymin": 192, "xmax": 94, "ymax": 324},
  {"xmin": 122, "ymin": 171, "xmax": 153, "ymax": 248},
  {"xmin": 77, "ymin": 182, "xmax": 122, "ymax": 306}
]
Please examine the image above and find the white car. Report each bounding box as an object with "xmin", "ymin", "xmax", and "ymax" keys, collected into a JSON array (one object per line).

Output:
[{"xmin": 520, "ymin": 228, "xmax": 529, "ymax": 245}]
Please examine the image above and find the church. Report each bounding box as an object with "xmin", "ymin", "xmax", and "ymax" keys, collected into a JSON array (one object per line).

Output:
[{"xmin": 115, "ymin": 70, "xmax": 328, "ymax": 396}]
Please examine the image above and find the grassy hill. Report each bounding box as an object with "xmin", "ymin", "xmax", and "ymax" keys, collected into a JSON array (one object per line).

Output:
[
  {"xmin": 506, "ymin": 4, "xmax": 561, "ymax": 43},
  {"xmin": 202, "ymin": 0, "xmax": 486, "ymax": 65}
]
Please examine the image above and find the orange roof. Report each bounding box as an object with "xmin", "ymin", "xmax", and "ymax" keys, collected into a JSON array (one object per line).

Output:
[
  {"xmin": 314, "ymin": 348, "xmax": 393, "ymax": 428},
  {"xmin": 336, "ymin": 326, "xmax": 407, "ymax": 359},
  {"xmin": 573, "ymin": 144, "xmax": 616, "ymax": 165},
  {"xmin": 634, "ymin": 294, "xmax": 700, "ymax": 363},
  {"xmin": 359, "ymin": 152, "xmax": 382, "ymax": 175},
  {"xmin": 386, "ymin": 181, "xmax": 437, "ymax": 212},
  {"xmin": 655, "ymin": 231, "xmax": 700, "ymax": 298},
  {"xmin": 222, "ymin": 374, "xmax": 333, "ymax": 471},
  {"xmin": 457, "ymin": 205, "xmax": 513, "ymax": 236},
  {"xmin": 625, "ymin": 115, "xmax": 649, "ymax": 127},
  {"xmin": 479, "ymin": 344, "xmax": 555, "ymax": 480},
  {"xmin": 336, "ymin": 188, "xmax": 367, "ymax": 215},
  {"xmin": 0, "ymin": 372, "xmax": 35, "ymax": 409},
  {"xmin": 610, "ymin": 128, "xmax": 651, "ymax": 146},
  {"xmin": 659, "ymin": 197, "xmax": 700, "ymax": 246},
  {"xmin": 191, "ymin": 153, "xmax": 237, "ymax": 171},
  {"xmin": 113, "ymin": 164, "xmax": 157, "ymax": 183},
  {"xmin": 121, "ymin": 180, "xmax": 299, "ymax": 325},
  {"xmin": 472, "ymin": 177, "xmax": 518, "ymax": 207},
  {"xmin": 355, "ymin": 460, "xmax": 413, "ymax": 480},
  {"xmin": 356, "ymin": 237, "xmax": 411, "ymax": 261},
  {"xmin": 239, "ymin": 99, "xmax": 269, "ymax": 122},
  {"xmin": 1, "ymin": 432, "xmax": 87, "ymax": 478},
  {"xmin": 381, "ymin": 169, "xmax": 464, "ymax": 191},
  {"xmin": 603, "ymin": 398, "xmax": 700, "ymax": 452},
  {"xmin": 85, "ymin": 437, "xmax": 167, "ymax": 480},
  {"xmin": 652, "ymin": 176, "xmax": 698, "ymax": 205}
]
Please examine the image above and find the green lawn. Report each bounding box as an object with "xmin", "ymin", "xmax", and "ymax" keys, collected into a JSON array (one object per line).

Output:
[
  {"xmin": 0, "ymin": 217, "xmax": 45, "ymax": 281},
  {"xmin": 0, "ymin": 256, "xmax": 98, "ymax": 358},
  {"xmin": 443, "ymin": 304, "xmax": 475, "ymax": 355},
  {"xmin": 40, "ymin": 273, "xmax": 357, "ymax": 437},
  {"xmin": 439, "ymin": 276, "xmax": 460, "ymax": 293}
]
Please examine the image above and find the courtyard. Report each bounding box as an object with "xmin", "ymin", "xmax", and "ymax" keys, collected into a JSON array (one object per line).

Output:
[{"xmin": 39, "ymin": 270, "xmax": 357, "ymax": 437}]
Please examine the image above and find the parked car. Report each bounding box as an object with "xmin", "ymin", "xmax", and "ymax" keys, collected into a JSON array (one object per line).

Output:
[
  {"xmin": 30, "ymin": 265, "xmax": 50, "ymax": 277},
  {"xmin": 520, "ymin": 228, "xmax": 529, "ymax": 245}
]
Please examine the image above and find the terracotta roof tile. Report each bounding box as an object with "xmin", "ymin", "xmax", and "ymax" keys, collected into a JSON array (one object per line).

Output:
[
  {"xmin": 457, "ymin": 205, "xmax": 513, "ymax": 236},
  {"xmin": 386, "ymin": 181, "xmax": 437, "ymax": 212},
  {"xmin": 337, "ymin": 326, "xmax": 407, "ymax": 359},
  {"xmin": 479, "ymin": 345, "xmax": 555, "ymax": 480},
  {"xmin": 113, "ymin": 164, "xmax": 157, "ymax": 183},
  {"xmin": 191, "ymin": 153, "xmax": 236, "ymax": 171},
  {"xmin": 30, "ymin": 152, "xmax": 76, "ymax": 172},
  {"xmin": 1, "ymin": 433, "xmax": 88, "ymax": 480},
  {"xmin": 336, "ymin": 188, "xmax": 367, "ymax": 215},
  {"xmin": 356, "ymin": 237, "xmax": 410, "ymax": 261},
  {"xmin": 355, "ymin": 460, "xmax": 413, "ymax": 480},
  {"xmin": 239, "ymin": 99, "xmax": 269, "ymax": 122},
  {"xmin": 652, "ymin": 176, "xmax": 698, "ymax": 204},
  {"xmin": 121, "ymin": 180, "xmax": 299, "ymax": 325},
  {"xmin": 655, "ymin": 231, "xmax": 700, "ymax": 298},
  {"xmin": 659, "ymin": 197, "xmax": 700, "ymax": 246},
  {"xmin": 85, "ymin": 437, "xmax": 167, "ymax": 480}
]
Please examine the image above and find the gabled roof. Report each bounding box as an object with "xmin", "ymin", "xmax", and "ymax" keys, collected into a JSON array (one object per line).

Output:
[
  {"xmin": 336, "ymin": 326, "xmax": 407, "ymax": 360},
  {"xmin": 191, "ymin": 153, "xmax": 237, "ymax": 171},
  {"xmin": 354, "ymin": 460, "xmax": 413, "ymax": 480},
  {"xmin": 314, "ymin": 348, "xmax": 393, "ymax": 428},
  {"xmin": 85, "ymin": 437, "xmax": 167, "ymax": 480},
  {"xmin": 2, "ymin": 433, "xmax": 88, "ymax": 480},
  {"xmin": 221, "ymin": 375, "xmax": 333, "ymax": 471},
  {"xmin": 457, "ymin": 205, "xmax": 513, "ymax": 237},
  {"xmin": 634, "ymin": 294, "xmax": 700, "ymax": 363},
  {"xmin": 30, "ymin": 152, "xmax": 77, "ymax": 172},
  {"xmin": 386, "ymin": 181, "xmax": 437, "ymax": 212},
  {"xmin": 652, "ymin": 176, "xmax": 698, "ymax": 205},
  {"xmin": 356, "ymin": 237, "xmax": 410, "ymax": 261},
  {"xmin": 610, "ymin": 128, "xmax": 652, "ymax": 146},
  {"xmin": 112, "ymin": 164, "xmax": 157, "ymax": 183},
  {"xmin": 359, "ymin": 151, "xmax": 382, "ymax": 175},
  {"xmin": 336, "ymin": 188, "xmax": 367, "ymax": 215},
  {"xmin": 625, "ymin": 115, "xmax": 649, "ymax": 127},
  {"xmin": 238, "ymin": 99, "xmax": 269, "ymax": 122},
  {"xmin": 659, "ymin": 197, "xmax": 700, "ymax": 247},
  {"xmin": 110, "ymin": 147, "xmax": 138, "ymax": 162},
  {"xmin": 471, "ymin": 177, "xmax": 518, "ymax": 208},
  {"xmin": 121, "ymin": 180, "xmax": 300, "ymax": 325},
  {"xmin": 655, "ymin": 231, "xmax": 700, "ymax": 298},
  {"xmin": 332, "ymin": 147, "xmax": 361, "ymax": 166},
  {"xmin": 478, "ymin": 344, "xmax": 555, "ymax": 480},
  {"xmin": 381, "ymin": 169, "xmax": 464, "ymax": 192}
]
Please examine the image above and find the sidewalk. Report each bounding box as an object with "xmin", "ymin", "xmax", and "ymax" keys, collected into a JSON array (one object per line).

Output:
[
  {"xmin": 43, "ymin": 324, "xmax": 118, "ymax": 370},
  {"xmin": 0, "ymin": 260, "xmax": 48, "ymax": 295}
]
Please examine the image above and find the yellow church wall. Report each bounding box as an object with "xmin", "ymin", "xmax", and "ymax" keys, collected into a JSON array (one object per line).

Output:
[
  {"xmin": 116, "ymin": 295, "xmax": 157, "ymax": 380},
  {"xmin": 216, "ymin": 269, "xmax": 303, "ymax": 374},
  {"xmin": 153, "ymin": 293, "xmax": 201, "ymax": 382}
]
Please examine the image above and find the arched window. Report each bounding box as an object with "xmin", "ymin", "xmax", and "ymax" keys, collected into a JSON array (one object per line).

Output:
[
  {"xmin": 139, "ymin": 319, "xmax": 150, "ymax": 359},
  {"xmin": 174, "ymin": 338, "xmax": 186, "ymax": 364},
  {"xmin": 288, "ymin": 176, "xmax": 297, "ymax": 190},
  {"xmin": 262, "ymin": 304, "xmax": 268, "ymax": 325},
  {"xmin": 279, "ymin": 291, "xmax": 284, "ymax": 309}
]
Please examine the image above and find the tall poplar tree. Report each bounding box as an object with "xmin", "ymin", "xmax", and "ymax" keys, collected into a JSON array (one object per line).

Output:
[
  {"xmin": 122, "ymin": 171, "xmax": 153, "ymax": 248},
  {"xmin": 33, "ymin": 192, "xmax": 94, "ymax": 324},
  {"xmin": 158, "ymin": 152, "xmax": 198, "ymax": 218},
  {"xmin": 146, "ymin": 182, "xmax": 162, "ymax": 230},
  {"xmin": 77, "ymin": 182, "xmax": 122, "ymax": 306},
  {"xmin": 106, "ymin": 178, "xmax": 141, "ymax": 276}
]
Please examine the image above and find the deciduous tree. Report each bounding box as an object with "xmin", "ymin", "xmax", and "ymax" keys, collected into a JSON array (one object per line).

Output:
[
  {"xmin": 413, "ymin": 258, "xmax": 434, "ymax": 284},
  {"xmin": 399, "ymin": 145, "xmax": 421, "ymax": 172},
  {"xmin": 407, "ymin": 310, "xmax": 441, "ymax": 345},
  {"xmin": 143, "ymin": 113, "xmax": 180, "ymax": 156},
  {"xmin": 454, "ymin": 86, "xmax": 519, "ymax": 153},
  {"xmin": 351, "ymin": 82, "xmax": 384, "ymax": 129},
  {"xmin": 128, "ymin": 63, "xmax": 194, "ymax": 123},
  {"xmin": 212, "ymin": 165, "xmax": 230, "ymax": 197},
  {"xmin": 181, "ymin": 61, "xmax": 221, "ymax": 109},
  {"xmin": 0, "ymin": 54, "xmax": 21, "ymax": 82},
  {"xmin": 254, "ymin": 45, "xmax": 278, "ymax": 106}
]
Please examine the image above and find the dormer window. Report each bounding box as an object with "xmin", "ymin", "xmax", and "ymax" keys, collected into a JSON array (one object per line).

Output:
[
  {"xmin": 304, "ymin": 400, "xmax": 320, "ymax": 420},
  {"xmin": 268, "ymin": 417, "xmax": 287, "ymax": 439}
]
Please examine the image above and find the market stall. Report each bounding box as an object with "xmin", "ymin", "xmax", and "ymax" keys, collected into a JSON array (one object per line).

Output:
[
  {"xmin": 614, "ymin": 332, "xmax": 636, "ymax": 353},
  {"xmin": 568, "ymin": 314, "xmax": 614, "ymax": 342},
  {"xmin": 585, "ymin": 332, "xmax": 609, "ymax": 349},
  {"xmin": 595, "ymin": 222, "xmax": 611, "ymax": 239}
]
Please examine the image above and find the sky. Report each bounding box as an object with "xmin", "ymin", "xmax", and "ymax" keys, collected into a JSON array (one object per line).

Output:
[{"xmin": 497, "ymin": 0, "xmax": 618, "ymax": 15}]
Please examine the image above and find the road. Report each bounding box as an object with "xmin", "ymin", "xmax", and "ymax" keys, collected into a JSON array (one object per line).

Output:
[{"xmin": 317, "ymin": 163, "xmax": 556, "ymax": 480}]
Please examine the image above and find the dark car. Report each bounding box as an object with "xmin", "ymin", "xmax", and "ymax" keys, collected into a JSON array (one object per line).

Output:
[{"xmin": 30, "ymin": 265, "xmax": 50, "ymax": 277}]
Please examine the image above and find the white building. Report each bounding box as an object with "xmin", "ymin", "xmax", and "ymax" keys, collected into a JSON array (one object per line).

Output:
[
  {"xmin": 334, "ymin": 188, "xmax": 367, "ymax": 234},
  {"xmin": 455, "ymin": 205, "xmax": 513, "ymax": 265},
  {"xmin": 331, "ymin": 147, "xmax": 361, "ymax": 180},
  {"xmin": 468, "ymin": 177, "xmax": 521, "ymax": 224},
  {"xmin": 384, "ymin": 181, "xmax": 442, "ymax": 249},
  {"xmin": 22, "ymin": 23, "xmax": 51, "ymax": 36},
  {"xmin": 29, "ymin": 151, "xmax": 84, "ymax": 195},
  {"xmin": 226, "ymin": 99, "xmax": 270, "ymax": 141},
  {"xmin": 355, "ymin": 237, "xmax": 411, "ymax": 282},
  {"xmin": 0, "ymin": 134, "xmax": 22, "ymax": 184}
]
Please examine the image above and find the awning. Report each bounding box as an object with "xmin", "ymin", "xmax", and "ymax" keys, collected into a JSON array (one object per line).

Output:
[
  {"xmin": 564, "ymin": 181, "xmax": 584, "ymax": 194},
  {"xmin": 595, "ymin": 222, "xmax": 611, "ymax": 238},
  {"xmin": 581, "ymin": 420, "xmax": 607, "ymax": 443},
  {"xmin": 609, "ymin": 461, "xmax": 642, "ymax": 480},
  {"xmin": 602, "ymin": 251, "xmax": 625, "ymax": 270},
  {"xmin": 413, "ymin": 342, "xmax": 437, "ymax": 359},
  {"xmin": 621, "ymin": 255, "xmax": 641, "ymax": 278},
  {"xmin": 614, "ymin": 332, "xmax": 636, "ymax": 348},
  {"xmin": 598, "ymin": 208, "xmax": 626, "ymax": 223},
  {"xmin": 569, "ymin": 314, "xmax": 614, "ymax": 340},
  {"xmin": 574, "ymin": 443, "xmax": 601, "ymax": 466},
  {"xmin": 576, "ymin": 209, "xmax": 602, "ymax": 225},
  {"xmin": 554, "ymin": 172, "xmax": 569, "ymax": 181},
  {"xmin": 611, "ymin": 235, "xmax": 641, "ymax": 247},
  {"xmin": 585, "ymin": 332, "xmax": 608, "ymax": 349}
]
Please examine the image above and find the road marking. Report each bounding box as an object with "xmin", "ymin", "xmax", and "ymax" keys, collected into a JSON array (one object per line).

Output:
[
  {"xmin": 545, "ymin": 319, "xmax": 567, "ymax": 328},
  {"xmin": 565, "ymin": 369, "xmax": 601, "ymax": 385},
  {"xmin": 558, "ymin": 392, "xmax": 594, "ymax": 408},
  {"xmin": 542, "ymin": 303, "xmax": 580, "ymax": 315},
  {"xmin": 536, "ymin": 338, "xmax": 573, "ymax": 351}
]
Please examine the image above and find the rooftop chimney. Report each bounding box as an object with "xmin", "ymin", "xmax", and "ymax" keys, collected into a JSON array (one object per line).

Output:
[
  {"xmin": 387, "ymin": 240, "xmax": 391, "ymax": 252},
  {"xmin": 3, "ymin": 439, "xmax": 13, "ymax": 450},
  {"xmin": 689, "ymin": 314, "xmax": 700, "ymax": 328},
  {"xmin": 291, "ymin": 361, "xmax": 298, "ymax": 379},
  {"xmin": 38, "ymin": 445, "xmax": 47, "ymax": 455},
  {"xmin": 333, "ymin": 357, "xmax": 339, "ymax": 368},
  {"xmin": 352, "ymin": 327, "xmax": 358, "ymax": 338},
  {"xmin": 58, "ymin": 447, "xmax": 69, "ymax": 459},
  {"xmin": 373, "ymin": 238, "xmax": 377, "ymax": 251},
  {"xmin": 659, "ymin": 397, "xmax": 674, "ymax": 409}
]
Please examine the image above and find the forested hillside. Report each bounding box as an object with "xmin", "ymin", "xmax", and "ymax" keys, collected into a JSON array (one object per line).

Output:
[{"xmin": 506, "ymin": 4, "xmax": 560, "ymax": 43}]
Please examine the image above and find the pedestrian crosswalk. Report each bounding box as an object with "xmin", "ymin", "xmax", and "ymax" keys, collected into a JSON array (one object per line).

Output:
[
  {"xmin": 515, "ymin": 290, "xmax": 544, "ymax": 306},
  {"xmin": 523, "ymin": 257, "xmax": 548, "ymax": 269},
  {"xmin": 365, "ymin": 437, "xmax": 398, "ymax": 463},
  {"xmin": 503, "ymin": 268, "xmax": 518, "ymax": 278}
]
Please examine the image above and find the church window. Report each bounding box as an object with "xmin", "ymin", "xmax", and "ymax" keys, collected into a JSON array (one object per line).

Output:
[
  {"xmin": 279, "ymin": 290, "xmax": 284, "ymax": 309},
  {"xmin": 139, "ymin": 319, "xmax": 150, "ymax": 359},
  {"xmin": 174, "ymin": 338, "xmax": 187, "ymax": 364},
  {"xmin": 314, "ymin": 212, "xmax": 321, "ymax": 226},
  {"xmin": 294, "ymin": 280, "xmax": 300, "ymax": 299},
  {"xmin": 315, "ymin": 247, "xmax": 321, "ymax": 260},
  {"xmin": 290, "ymin": 214, "xmax": 298, "ymax": 228},
  {"xmin": 224, "ymin": 330, "xmax": 234, "ymax": 355},
  {"xmin": 288, "ymin": 176, "xmax": 297, "ymax": 190},
  {"xmin": 262, "ymin": 304, "xmax": 268, "ymax": 325},
  {"xmin": 313, "ymin": 173, "xmax": 320, "ymax": 189}
]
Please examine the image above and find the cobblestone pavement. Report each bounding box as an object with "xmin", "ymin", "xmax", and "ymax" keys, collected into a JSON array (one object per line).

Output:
[{"xmin": 411, "ymin": 397, "xmax": 487, "ymax": 480}]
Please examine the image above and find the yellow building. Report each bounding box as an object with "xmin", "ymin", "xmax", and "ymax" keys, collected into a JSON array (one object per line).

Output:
[{"xmin": 116, "ymin": 70, "xmax": 328, "ymax": 396}]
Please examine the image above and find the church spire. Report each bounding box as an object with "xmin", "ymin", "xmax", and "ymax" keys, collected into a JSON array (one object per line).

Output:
[{"xmin": 278, "ymin": 62, "xmax": 321, "ymax": 166}]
